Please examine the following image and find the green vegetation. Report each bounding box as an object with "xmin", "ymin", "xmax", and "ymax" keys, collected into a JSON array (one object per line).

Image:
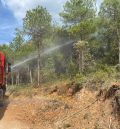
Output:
[{"xmin": 1, "ymin": 0, "xmax": 120, "ymax": 88}]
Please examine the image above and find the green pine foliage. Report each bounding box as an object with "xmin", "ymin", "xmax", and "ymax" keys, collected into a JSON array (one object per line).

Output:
[{"xmin": 1, "ymin": 0, "xmax": 120, "ymax": 86}]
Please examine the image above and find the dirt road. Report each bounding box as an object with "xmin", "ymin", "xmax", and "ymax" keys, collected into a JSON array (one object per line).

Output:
[
  {"xmin": 0, "ymin": 99, "xmax": 37, "ymax": 129},
  {"xmin": 0, "ymin": 100, "xmax": 31, "ymax": 129},
  {"xmin": 0, "ymin": 96, "xmax": 56, "ymax": 129}
]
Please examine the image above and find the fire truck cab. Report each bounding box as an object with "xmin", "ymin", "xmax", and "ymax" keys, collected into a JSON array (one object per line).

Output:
[{"xmin": 0, "ymin": 52, "xmax": 11, "ymax": 101}]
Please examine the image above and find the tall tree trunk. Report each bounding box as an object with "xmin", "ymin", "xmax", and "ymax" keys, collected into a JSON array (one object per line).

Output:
[
  {"xmin": 28, "ymin": 65, "xmax": 32, "ymax": 84},
  {"xmin": 117, "ymin": 28, "xmax": 120, "ymax": 64},
  {"xmin": 78, "ymin": 50, "xmax": 84, "ymax": 73},
  {"xmin": 78, "ymin": 52, "xmax": 81, "ymax": 72},
  {"xmin": 16, "ymin": 72, "xmax": 20, "ymax": 86},
  {"xmin": 12, "ymin": 75, "xmax": 14, "ymax": 86},
  {"xmin": 37, "ymin": 58, "xmax": 40, "ymax": 86},
  {"xmin": 16, "ymin": 74, "xmax": 17, "ymax": 86},
  {"xmin": 6, "ymin": 76, "xmax": 8, "ymax": 87},
  {"xmin": 37, "ymin": 41, "xmax": 41, "ymax": 86},
  {"xmin": 17, "ymin": 72, "xmax": 20, "ymax": 85},
  {"xmin": 30, "ymin": 69, "xmax": 33, "ymax": 84},
  {"xmin": 81, "ymin": 50, "xmax": 84, "ymax": 72}
]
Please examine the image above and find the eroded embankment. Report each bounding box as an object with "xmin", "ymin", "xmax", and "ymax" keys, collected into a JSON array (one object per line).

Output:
[{"xmin": 0, "ymin": 83, "xmax": 119, "ymax": 129}]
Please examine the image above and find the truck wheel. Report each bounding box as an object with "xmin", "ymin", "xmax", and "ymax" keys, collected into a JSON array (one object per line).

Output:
[
  {"xmin": 2, "ymin": 85, "xmax": 6, "ymax": 98},
  {"xmin": 0, "ymin": 89, "xmax": 4, "ymax": 107},
  {"xmin": 0, "ymin": 89, "xmax": 3, "ymax": 102}
]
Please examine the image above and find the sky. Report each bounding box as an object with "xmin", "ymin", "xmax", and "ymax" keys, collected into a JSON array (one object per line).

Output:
[{"xmin": 0, "ymin": 0, "xmax": 102, "ymax": 44}]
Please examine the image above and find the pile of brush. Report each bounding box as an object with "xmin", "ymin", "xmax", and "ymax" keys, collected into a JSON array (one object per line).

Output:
[
  {"xmin": 97, "ymin": 83, "xmax": 120, "ymax": 121},
  {"xmin": 47, "ymin": 81, "xmax": 83, "ymax": 96}
]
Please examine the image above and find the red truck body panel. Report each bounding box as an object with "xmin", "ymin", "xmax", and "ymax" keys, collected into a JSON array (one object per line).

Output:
[{"xmin": 0, "ymin": 52, "xmax": 5, "ymax": 87}]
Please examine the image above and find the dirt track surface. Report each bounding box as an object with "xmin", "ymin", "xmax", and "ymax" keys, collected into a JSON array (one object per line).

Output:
[{"xmin": 0, "ymin": 89, "xmax": 119, "ymax": 129}]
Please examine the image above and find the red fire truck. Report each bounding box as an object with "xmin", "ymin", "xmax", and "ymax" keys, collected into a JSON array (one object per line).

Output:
[{"xmin": 0, "ymin": 52, "xmax": 11, "ymax": 101}]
